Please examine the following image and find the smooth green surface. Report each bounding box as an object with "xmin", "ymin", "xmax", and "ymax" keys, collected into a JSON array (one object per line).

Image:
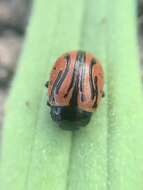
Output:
[{"xmin": 0, "ymin": 0, "xmax": 143, "ymax": 190}]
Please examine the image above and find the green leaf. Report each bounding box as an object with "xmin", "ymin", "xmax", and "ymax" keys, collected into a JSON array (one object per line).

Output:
[{"xmin": 0, "ymin": 0, "xmax": 143, "ymax": 190}]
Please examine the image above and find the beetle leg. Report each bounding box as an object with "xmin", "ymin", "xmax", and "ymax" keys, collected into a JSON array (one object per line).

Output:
[
  {"xmin": 45, "ymin": 81, "xmax": 49, "ymax": 88},
  {"xmin": 47, "ymin": 101, "xmax": 50, "ymax": 106},
  {"xmin": 102, "ymin": 91, "xmax": 105, "ymax": 98}
]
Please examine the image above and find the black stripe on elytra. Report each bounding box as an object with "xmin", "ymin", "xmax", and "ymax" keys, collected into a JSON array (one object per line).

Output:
[
  {"xmin": 55, "ymin": 54, "xmax": 71, "ymax": 94},
  {"xmin": 64, "ymin": 51, "xmax": 85, "ymax": 98},
  {"xmin": 89, "ymin": 58, "xmax": 97, "ymax": 100},
  {"xmin": 63, "ymin": 53, "xmax": 76, "ymax": 97},
  {"xmin": 79, "ymin": 52, "xmax": 86, "ymax": 101},
  {"xmin": 92, "ymin": 76, "xmax": 98, "ymax": 108},
  {"xmin": 77, "ymin": 51, "xmax": 86, "ymax": 65},
  {"xmin": 49, "ymin": 71, "xmax": 62, "ymax": 102},
  {"xmin": 69, "ymin": 51, "xmax": 85, "ymax": 106},
  {"xmin": 74, "ymin": 51, "xmax": 86, "ymax": 94},
  {"xmin": 64, "ymin": 71, "xmax": 75, "ymax": 98}
]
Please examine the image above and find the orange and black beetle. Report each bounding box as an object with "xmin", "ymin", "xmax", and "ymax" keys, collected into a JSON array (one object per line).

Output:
[{"xmin": 45, "ymin": 51, "xmax": 104, "ymax": 129}]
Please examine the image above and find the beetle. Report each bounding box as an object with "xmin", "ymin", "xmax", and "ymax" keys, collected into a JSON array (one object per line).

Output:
[{"xmin": 45, "ymin": 50, "xmax": 104, "ymax": 129}]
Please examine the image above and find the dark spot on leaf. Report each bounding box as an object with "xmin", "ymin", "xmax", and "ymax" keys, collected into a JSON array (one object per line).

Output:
[{"xmin": 25, "ymin": 101, "xmax": 30, "ymax": 107}]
